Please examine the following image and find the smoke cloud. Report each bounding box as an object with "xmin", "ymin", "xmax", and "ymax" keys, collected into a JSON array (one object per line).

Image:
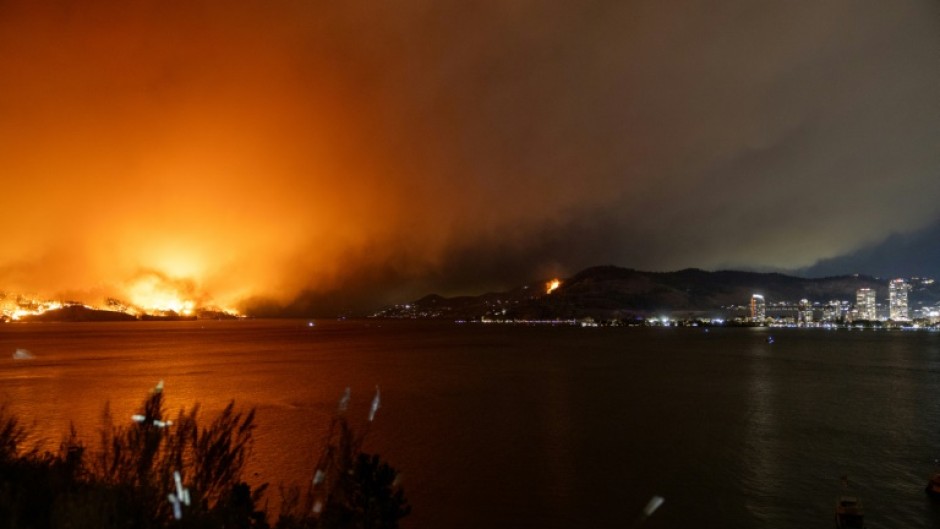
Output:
[{"xmin": 2, "ymin": 1, "xmax": 939, "ymax": 314}]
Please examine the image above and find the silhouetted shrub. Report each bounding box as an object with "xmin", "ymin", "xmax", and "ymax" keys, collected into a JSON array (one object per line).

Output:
[
  {"xmin": 274, "ymin": 413, "xmax": 410, "ymax": 529},
  {"xmin": 0, "ymin": 384, "xmax": 408, "ymax": 529}
]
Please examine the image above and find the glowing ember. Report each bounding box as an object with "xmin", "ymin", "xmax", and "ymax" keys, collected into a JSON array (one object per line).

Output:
[{"xmin": 546, "ymin": 279, "xmax": 561, "ymax": 294}]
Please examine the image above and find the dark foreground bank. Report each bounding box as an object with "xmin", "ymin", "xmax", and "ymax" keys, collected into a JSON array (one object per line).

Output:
[{"xmin": 0, "ymin": 383, "xmax": 409, "ymax": 529}]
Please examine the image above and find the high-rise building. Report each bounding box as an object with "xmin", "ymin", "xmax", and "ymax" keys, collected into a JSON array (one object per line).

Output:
[
  {"xmin": 822, "ymin": 300, "xmax": 846, "ymax": 323},
  {"xmin": 889, "ymin": 279, "xmax": 911, "ymax": 321},
  {"xmin": 750, "ymin": 294, "xmax": 766, "ymax": 323},
  {"xmin": 798, "ymin": 298, "xmax": 813, "ymax": 324},
  {"xmin": 856, "ymin": 288, "xmax": 876, "ymax": 321}
]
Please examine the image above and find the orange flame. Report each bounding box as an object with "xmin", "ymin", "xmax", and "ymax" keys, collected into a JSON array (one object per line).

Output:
[{"xmin": 546, "ymin": 279, "xmax": 561, "ymax": 294}]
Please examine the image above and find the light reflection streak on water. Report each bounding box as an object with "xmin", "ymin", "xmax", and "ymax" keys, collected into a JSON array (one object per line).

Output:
[{"xmin": 743, "ymin": 334, "xmax": 779, "ymax": 523}]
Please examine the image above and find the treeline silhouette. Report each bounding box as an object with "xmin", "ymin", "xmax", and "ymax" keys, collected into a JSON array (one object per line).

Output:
[{"xmin": 0, "ymin": 384, "xmax": 409, "ymax": 529}]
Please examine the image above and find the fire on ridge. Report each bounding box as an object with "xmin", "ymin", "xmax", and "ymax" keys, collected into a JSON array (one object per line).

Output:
[{"xmin": 0, "ymin": 273, "xmax": 241, "ymax": 322}]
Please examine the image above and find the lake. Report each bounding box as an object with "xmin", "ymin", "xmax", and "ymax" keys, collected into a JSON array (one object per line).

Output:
[{"xmin": 2, "ymin": 320, "xmax": 940, "ymax": 528}]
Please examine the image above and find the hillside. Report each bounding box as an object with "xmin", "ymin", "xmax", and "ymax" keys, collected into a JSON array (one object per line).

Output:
[
  {"xmin": 19, "ymin": 305, "xmax": 138, "ymax": 322},
  {"xmin": 374, "ymin": 266, "xmax": 940, "ymax": 320}
]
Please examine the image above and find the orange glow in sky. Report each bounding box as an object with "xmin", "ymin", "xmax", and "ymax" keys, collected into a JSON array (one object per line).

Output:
[
  {"xmin": 0, "ymin": 2, "xmax": 614, "ymax": 315},
  {"xmin": 3, "ymin": 2, "xmax": 940, "ymax": 315},
  {"xmin": 0, "ymin": 2, "xmax": 423, "ymax": 313}
]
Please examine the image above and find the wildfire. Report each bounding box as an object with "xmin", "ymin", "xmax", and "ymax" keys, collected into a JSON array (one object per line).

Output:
[
  {"xmin": 0, "ymin": 272, "xmax": 241, "ymax": 321},
  {"xmin": 139, "ymin": 297, "xmax": 195, "ymax": 316},
  {"xmin": 8, "ymin": 301, "xmax": 64, "ymax": 321},
  {"xmin": 126, "ymin": 274, "xmax": 197, "ymax": 316},
  {"xmin": 0, "ymin": 291, "xmax": 240, "ymax": 321},
  {"xmin": 546, "ymin": 279, "xmax": 561, "ymax": 294}
]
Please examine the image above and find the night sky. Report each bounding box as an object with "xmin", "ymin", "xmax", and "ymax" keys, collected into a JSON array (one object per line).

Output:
[{"xmin": 2, "ymin": 1, "xmax": 939, "ymax": 314}]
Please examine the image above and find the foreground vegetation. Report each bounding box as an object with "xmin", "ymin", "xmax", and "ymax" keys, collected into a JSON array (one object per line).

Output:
[{"xmin": 0, "ymin": 384, "xmax": 409, "ymax": 529}]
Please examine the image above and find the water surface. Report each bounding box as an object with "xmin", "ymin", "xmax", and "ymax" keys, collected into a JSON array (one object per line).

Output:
[{"xmin": 2, "ymin": 321, "xmax": 940, "ymax": 528}]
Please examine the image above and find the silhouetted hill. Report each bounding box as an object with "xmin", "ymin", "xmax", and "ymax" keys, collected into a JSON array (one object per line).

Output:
[
  {"xmin": 20, "ymin": 305, "xmax": 137, "ymax": 322},
  {"xmin": 376, "ymin": 266, "xmax": 940, "ymax": 320}
]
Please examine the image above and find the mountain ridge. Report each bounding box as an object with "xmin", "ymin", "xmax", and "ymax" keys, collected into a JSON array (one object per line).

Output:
[{"xmin": 374, "ymin": 265, "xmax": 940, "ymax": 320}]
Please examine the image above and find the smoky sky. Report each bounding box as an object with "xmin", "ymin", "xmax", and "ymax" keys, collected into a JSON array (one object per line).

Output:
[{"xmin": 2, "ymin": 1, "xmax": 939, "ymax": 314}]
